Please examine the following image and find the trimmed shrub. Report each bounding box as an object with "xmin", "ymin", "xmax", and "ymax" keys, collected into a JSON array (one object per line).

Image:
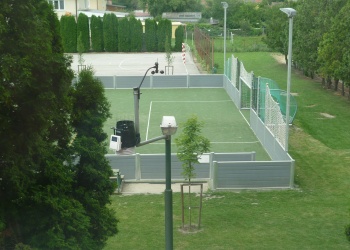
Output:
[
  {"xmin": 77, "ymin": 13, "xmax": 90, "ymax": 52},
  {"xmin": 103, "ymin": 13, "xmax": 118, "ymax": 52},
  {"xmin": 129, "ymin": 17, "xmax": 142, "ymax": 52},
  {"xmin": 60, "ymin": 15, "xmax": 77, "ymax": 53},
  {"xmin": 157, "ymin": 18, "xmax": 172, "ymax": 52},
  {"xmin": 118, "ymin": 17, "xmax": 130, "ymax": 52},
  {"xmin": 174, "ymin": 25, "xmax": 184, "ymax": 52},
  {"xmin": 91, "ymin": 15, "xmax": 104, "ymax": 52},
  {"xmin": 145, "ymin": 19, "xmax": 157, "ymax": 52}
]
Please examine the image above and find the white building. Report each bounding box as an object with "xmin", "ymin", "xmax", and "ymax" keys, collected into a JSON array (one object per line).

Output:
[{"xmin": 48, "ymin": 0, "xmax": 108, "ymax": 19}]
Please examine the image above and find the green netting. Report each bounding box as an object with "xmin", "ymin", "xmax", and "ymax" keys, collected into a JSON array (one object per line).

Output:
[
  {"xmin": 241, "ymin": 82, "xmax": 251, "ymax": 109},
  {"xmin": 253, "ymin": 77, "xmax": 297, "ymax": 123}
]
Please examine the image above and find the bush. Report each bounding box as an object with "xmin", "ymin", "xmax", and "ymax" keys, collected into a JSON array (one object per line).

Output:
[
  {"xmin": 103, "ymin": 13, "xmax": 118, "ymax": 52},
  {"xmin": 60, "ymin": 15, "xmax": 77, "ymax": 52},
  {"xmin": 91, "ymin": 15, "xmax": 104, "ymax": 52},
  {"xmin": 345, "ymin": 224, "xmax": 350, "ymax": 241},
  {"xmin": 174, "ymin": 25, "xmax": 184, "ymax": 52},
  {"xmin": 129, "ymin": 17, "xmax": 142, "ymax": 52},
  {"xmin": 157, "ymin": 19, "xmax": 172, "ymax": 52},
  {"xmin": 77, "ymin": 13, "xmax": 90, "ymax": 52},
  {"xmin": 118, "ymin": 17, "xmax": 130, "ymax": 52},
  {"xmin": 145, "ymin": 19, "xmax": 157, "ymax": 52}
]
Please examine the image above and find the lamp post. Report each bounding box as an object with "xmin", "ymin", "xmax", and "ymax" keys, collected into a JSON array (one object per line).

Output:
[
  {"xmin": 221, "ymin": 2, "xmax": 228, "ymax": 75},
  {"xmin": 280, "ymin": 7, "xmax": 296, "ymax": 152},
  {"xmin": 160, "ymin": 116, "xmax": 177, "ymax": 250},
  {"xmin": 132, "ymin": 64, "xmax": 176, "ymax": 249}
]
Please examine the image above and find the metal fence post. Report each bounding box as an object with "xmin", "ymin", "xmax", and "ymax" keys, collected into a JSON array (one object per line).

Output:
[{"xmin": 135, "ymin": 153, "xmax": 141, "ymax": 180}]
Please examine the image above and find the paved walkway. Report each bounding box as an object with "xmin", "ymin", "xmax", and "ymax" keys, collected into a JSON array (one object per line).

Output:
[{"xmin": 120, "ymin": 182, "xmax": 208, "ymax": 195}]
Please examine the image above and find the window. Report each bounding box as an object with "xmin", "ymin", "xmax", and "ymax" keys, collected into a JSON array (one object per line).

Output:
[{"xmin": 48, "ymin": 0, "xmax": 64, "ymax": 10}]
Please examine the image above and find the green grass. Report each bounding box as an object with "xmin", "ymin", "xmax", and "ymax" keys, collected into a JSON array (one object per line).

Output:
[
  {"xmin": 105, "ymin": 191, "xmax": 349, "ymax": 249},
  {"xmin": 104, "ymin": 52, "xmax": 350, "ymax": 249},
  {"xmin": 213, "ymin": 36, "xmax": 271, "ymax": 54}
]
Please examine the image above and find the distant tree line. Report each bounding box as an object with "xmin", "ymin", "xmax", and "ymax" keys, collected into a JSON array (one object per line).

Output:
[
  {"xmin": 60, "ymin": 13, "xmax": 184, "ymax": 53},
  {"xmin": 263, "ymin": 0, "xmax": 350, "ymax": 97}
]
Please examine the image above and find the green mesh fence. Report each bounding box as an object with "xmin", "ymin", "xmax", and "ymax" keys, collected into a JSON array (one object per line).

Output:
[{"xmin": 253, "ymin": 77, "xmax": 297, "ymax": 123}]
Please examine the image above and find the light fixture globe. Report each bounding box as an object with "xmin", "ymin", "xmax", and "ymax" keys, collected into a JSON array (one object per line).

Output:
[
  {"xmin": 221, "ymin": 2, "xmax": 228, "ymax": 8},
  {"xmin": 160, "ymin": 116, "xmax": 177, "ymax": 136},
  {"xmin": 280, "ymin": 8, "xmax": 296, "ymax": 18}
]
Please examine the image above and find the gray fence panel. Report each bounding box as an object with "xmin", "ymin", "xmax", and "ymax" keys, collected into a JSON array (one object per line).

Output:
[
  {"xmin": 140, "ymin": 154, "xmax": 210, "ymax": 180},
  {"xmin": 106, "ymin": 154, "xmax": 136, "ymax": 179},
  {"xmin": 153, "ymin": 75, "xmax": 188, "ymax": 88},
  {"xmin": 224, "ymin": 78, "xmax": 240, "ymax": 108},
  {"xmin": 140, "ymin": 154, "xmax": 183, "ymax": 179},
  {"xmin": 140, "ymin": 155, "xmax": 165, "ymax": 179},
  {"xmin": 189, "ymin": 75, "xmax": 223, "ymax": 88},
  {"xmin": 213, "ymin": 152, "xmax": 255, "ymax": 162},
  {"xmin": 116, "ymin": 76, "xmax": 150, "ymax": 89},
  {"xmin": 217, "ymin": 161, "xmax": 291, "ymax": 189},
  {"xmin": 97, "ymin": 76, "xmax": 114, "ymax": 89}
]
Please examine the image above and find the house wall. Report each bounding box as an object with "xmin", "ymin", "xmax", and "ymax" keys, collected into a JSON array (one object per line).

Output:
[
  {"xmin": 52, "ymin": 0, "xmax": 107, "ymax": 19},
  {"xmin": 141, "ymin": 21, "xmax": 183, "ymax": 39}
]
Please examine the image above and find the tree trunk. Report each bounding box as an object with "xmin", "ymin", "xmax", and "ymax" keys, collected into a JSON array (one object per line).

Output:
[
  {"xmin": 334, "ymin": 79, "xmax": 339, "ymax": 91},
  {"xmin": 327, "ymin": 76, "xmax": 332, "ymax": 89},
  {"xmin": 322, "ymin": 77, "xmax": 326, "ymax": 87}
]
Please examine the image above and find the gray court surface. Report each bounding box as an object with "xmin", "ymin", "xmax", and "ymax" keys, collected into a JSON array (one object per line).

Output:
[{"xmin": 70, "ymin": 52, "xmax": 200, "ymax": 76}]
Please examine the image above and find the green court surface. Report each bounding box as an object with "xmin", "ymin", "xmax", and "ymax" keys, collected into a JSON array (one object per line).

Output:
[{"xmin": 104, "ymin": 88, "xmax": 270, "ymax": 160}]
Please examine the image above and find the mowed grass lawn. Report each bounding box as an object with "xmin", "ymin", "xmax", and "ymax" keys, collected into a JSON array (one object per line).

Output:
[{"xmin": 104, "ymin": 52, "xmax": 350, "ymax": 249}]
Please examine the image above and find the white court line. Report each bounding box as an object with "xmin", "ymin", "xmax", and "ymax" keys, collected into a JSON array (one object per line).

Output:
[
  {"xmin": 145, "ymin": 101, "xmax": 153, "ymax": 141},
  {"xmin": 152, "ymin": 100, "xmax": 232, "ymax": 103},
  {"xmin": 118, "ymin": 60, "xmax": 127, "ymax": 70}
]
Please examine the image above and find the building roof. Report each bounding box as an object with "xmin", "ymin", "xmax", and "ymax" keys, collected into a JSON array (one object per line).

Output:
[{"xmin": 78, "ymin": 9, "xmax": 129, "ymax": 18}]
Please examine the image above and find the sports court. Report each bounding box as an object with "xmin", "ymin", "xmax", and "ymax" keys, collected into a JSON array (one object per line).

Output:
[
  {"xmin": 104, "ymin": 88, "xmax": 270, "ymax": 160},
  {"xmin": 70, "ymin": 52, "xmax": 281, "ymax": 161},
  {"xmin": 70, "ymin": 51, "xmax": 200, "ymax": 76}
]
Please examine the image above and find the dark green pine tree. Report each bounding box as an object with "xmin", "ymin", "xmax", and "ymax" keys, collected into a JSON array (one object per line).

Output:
[
  {"xmin": 0, "ymin": 1, "xmax": 118, "ymax": 249},
  {"xmin": 103, "ymin": 13, "xmax": 118, "ymax": 52},
  {"xmin": 0, "ymin": 0, "xmax": 84, "ymax": 249},
  {"xmin": 77, "ymin": 13, "xmax": 90, "ymax": 52},
  {"xmin": 174, "ymin": 25, "xmax": 184, "ymax": 52},
  {"xmin": 157, "ymin": 18, "xmax": 172, "ymax": 52},
  {"xmin": 91, "ymin": 15, "xmax": 104, "ymax": 52},
  {"xmin": 60, "ymin": 15, "xmax": 77, "ymax": 52},
  {"xmin": 118, "ymin": 17, "xmax": 130, "ymax": 52},
  {"xmin": 129, "ymin": 17, "xmax": 143, "ymax": 52},
  {"xmin": 70, "ymin": 68, "xmax": 118, "ymax": 249},
  {"xmin": 145, "ymin": 18, "xmax": 157, "ymax": 52}
]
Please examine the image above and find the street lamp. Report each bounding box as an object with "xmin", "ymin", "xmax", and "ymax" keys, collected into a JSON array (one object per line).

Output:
[
  {"xmin": 221, "ymin": 2, "xmax": 228, "ymax": 75},
  {"xmin": 160, "ymin": 116, "xmax": 177, "ymax": 250},
  {"xmin": 280, "ymin": 7, "xmax": 296, "ymax": 152},
  {"xmin": 131, "ymin": 64, "xmax": 176, "ymax": 249}
]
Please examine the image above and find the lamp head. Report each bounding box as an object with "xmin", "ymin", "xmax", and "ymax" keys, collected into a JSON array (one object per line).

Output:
[
  {"xmin": 280, "ymin": 8, "xmax": 296, "ymax": 18},
  {"xmin": 221, "ymin": 2, "xmax": 228, "ymax": 8},
  {"xmin": 160, "ymin": 116, "xmax": 177, "ymax": 136}
]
